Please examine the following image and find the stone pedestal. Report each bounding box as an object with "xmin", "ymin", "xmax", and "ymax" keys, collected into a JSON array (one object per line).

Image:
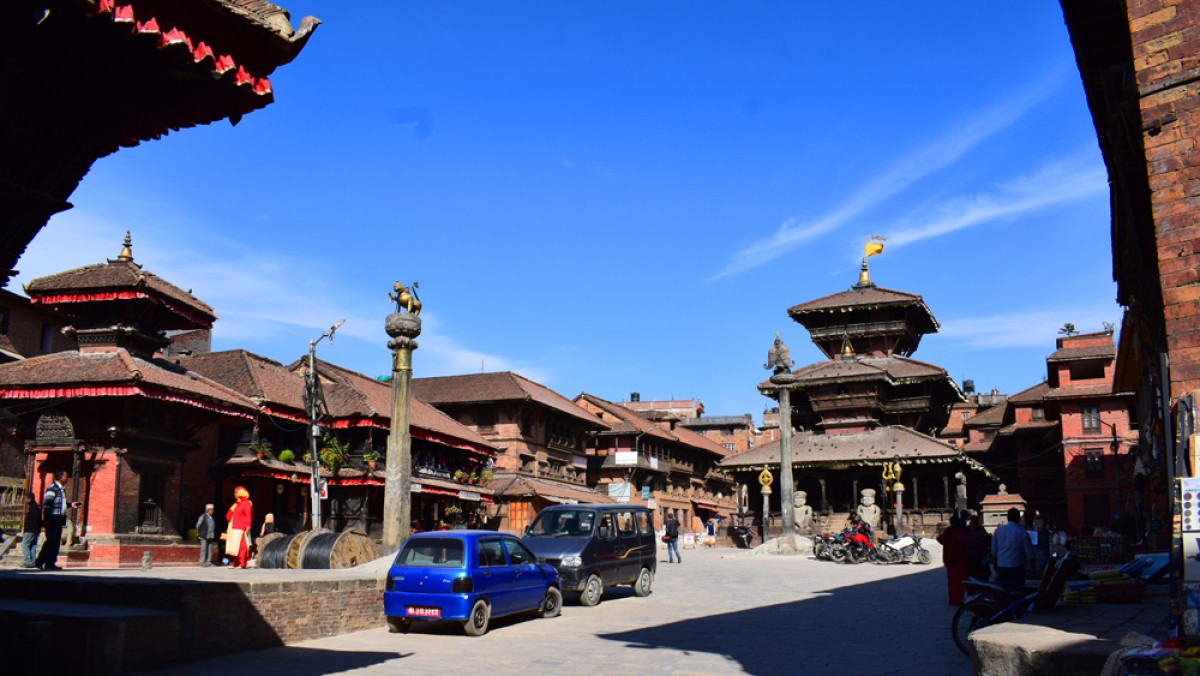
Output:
[{"xmin": 980, "ymin": 486, "xmax": 1026, "ymax": 533}]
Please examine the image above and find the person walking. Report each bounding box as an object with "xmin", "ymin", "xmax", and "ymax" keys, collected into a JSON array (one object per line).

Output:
[
  {"xmin": 35, "ymin": 470, "xmax": 79, "ymax": 571},
  {"xmin": 196, "ymin": 504, "xmax": 216, "ymax": 567},
  {"xmin": 21, "ymin": 491, "xmax": 41, "ymax": 568},
  {"xmin": 936, "ymin": 514, "xmax": 969, "ymax": 604},
  {"xmin": 966, "ymin": 515, "xmax": 993, "ymax": 581},
  {"xmin": 224, "ymin": 486, "xmax": 253, "ymax": 568},
  {"xmin": 991, "ymin": 507, "xmax": 1035, "ymax": 587},
  {"xmin": 665, "ymin": 513, "xmax": 681, "ymax": 564}
]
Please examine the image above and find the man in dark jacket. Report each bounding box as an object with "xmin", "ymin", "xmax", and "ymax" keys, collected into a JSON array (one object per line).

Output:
[
  {"xmin": 196, "ymin": 504, "xmax": 216, "ymax": 567},
  {"xmin": 35, "ymin": 471, "xmax": 80, "ymax": 571},
  {"xmin": 665, "ymin": 514, "xmax": 681, "ymax": 564}
]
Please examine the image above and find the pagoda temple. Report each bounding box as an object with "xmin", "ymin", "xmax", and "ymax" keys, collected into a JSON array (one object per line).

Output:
[
  {"xmin": 723, "ymin": 255, "xmax": 996, "ymax": 535},
  {"xmin": 0, "ymin": 234, "xmax": 259, "ymax": 566}
]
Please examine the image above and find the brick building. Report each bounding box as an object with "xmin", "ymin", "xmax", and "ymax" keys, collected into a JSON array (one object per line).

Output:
[
  {"xmin": 412, "ymin": 372, "xmax": 613, "ymax": 534},
  {"xmin": 1059, "ymin": 0, "xmax": 1199, "ymax": 540},
  {"xmin": 680, "ymin": 414, "xmax": 759, "ymax": 454},
  {"xmin": 575, "ymin": 392, "xmax": 737, "ymax": 532}
]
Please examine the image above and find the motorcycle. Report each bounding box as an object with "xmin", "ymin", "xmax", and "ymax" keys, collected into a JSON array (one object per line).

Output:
[{"xmin": 876, "ymin": 534, "xmax": 932, "ymax": 564}]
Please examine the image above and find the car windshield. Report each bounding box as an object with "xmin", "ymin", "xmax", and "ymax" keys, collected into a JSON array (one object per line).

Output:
[
  {"xmin": 527, "ymin": 509, "xmax": 595, "ymax": 537},
  {"xmin": 393, "ymin": 538, "xmax": 465, "ymax": 567}
]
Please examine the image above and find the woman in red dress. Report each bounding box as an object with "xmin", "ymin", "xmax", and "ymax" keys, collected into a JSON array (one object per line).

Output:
[
  {"xmin": 225, "ymin": 486, "xmax": 253, "ymax": 568},
  {"xmin": 937, "ymin": 513, "xmax": 969, "ymax": 604}
]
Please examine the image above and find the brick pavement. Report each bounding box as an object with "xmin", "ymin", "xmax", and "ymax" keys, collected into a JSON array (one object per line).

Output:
[{"xmin": 148, "ymin": 546, "xmax": 970, "ymax": 675}]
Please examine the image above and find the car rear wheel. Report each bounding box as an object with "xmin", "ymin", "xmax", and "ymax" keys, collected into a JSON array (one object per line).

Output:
[
  {"xmin": 386, "ymin": 616, "xmax": 411, "ymax": 634},
  {"xmin": 579, "ymin": 573, "xmax": 603, "ymax": 607},
  {"xmin": 633, "ymin": 567, "xmax": 652, "ymax": 597},
  {"xmin": 463, "ymin": 599, "xmax": 490, "ymax": 636},
  {"xmin": 541, "ymin": 587, "xmax": 562, "ymax": 618}
]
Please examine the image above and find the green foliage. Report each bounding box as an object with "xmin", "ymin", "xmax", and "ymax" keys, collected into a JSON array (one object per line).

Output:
[
  {"xmin": 319, "ymin": 433, "xmax": 349, "ymax": 474},
  {"xmin": 363, "ymin": 449, "xmax": 382, "ymax": 463},
  {"xmin": 249, "ymin": 440, "xmax": 272, "ymax": 458},
  {"xmin": 277, "ymin": 449, "xmax": 295, "ymax": 463}
]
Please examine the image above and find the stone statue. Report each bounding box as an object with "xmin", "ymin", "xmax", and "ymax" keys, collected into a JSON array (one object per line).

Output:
[
  {"xmin": 858, "ymin": 488, "xmax": 881, "ymax": 532},
  {"xmin": 389, "ymin": 281, "xmax": 422, "ymax": 316},
  {"xmin": 954, "ymin": 471, "xmax": 968, "ymax": 517},
  {"xmin": 792, "ymin": 491, "xmax": 813, "ymax": 533}
]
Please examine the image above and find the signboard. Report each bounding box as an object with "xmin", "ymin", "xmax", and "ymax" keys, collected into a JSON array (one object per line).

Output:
[
  {"xmin": 458, "ymin": 490, "xmax": 481, "ymax": 502},
  {"xmin": 650, "ymin": 457, "xmax": 659, "ymax": 470},
  {"xmin": 615, "ymin": 451, "xmax": 637, "ymax": 466},
  {"xmin": 318, "ymin": 479, "xmax": 329, "ymax": 500},
  {"xmin": 642, "ymin": 486, "xmax": 651, "ymax": 500},
  {"xmin": 411, "ymin": 483, "xmax": 423, "ymax": 493},
  {"xmin": 608, "ymin": 482, "xmax": 631, "ymax": 503},
  {"xmin": 647, "ymin": 499, "xmax": 657, "ymax": 509}
]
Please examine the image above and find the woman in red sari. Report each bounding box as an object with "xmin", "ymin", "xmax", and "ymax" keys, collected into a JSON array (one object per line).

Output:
[
  {"xmin": 225, "ymin": 486, "xmax": 253, "ymax": 568},
  {"xmin": 937, "ymin": 513, "xmax": 969, "ymax": 605}
]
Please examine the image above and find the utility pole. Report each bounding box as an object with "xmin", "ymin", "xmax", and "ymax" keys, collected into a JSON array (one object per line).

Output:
[
  {"xmin": 384, "ymin": 281, "xmax": 422, "ymax": 554},
  {"xmin": 307, "ymin": 319, "xmax": 344, "ymax": 531}
]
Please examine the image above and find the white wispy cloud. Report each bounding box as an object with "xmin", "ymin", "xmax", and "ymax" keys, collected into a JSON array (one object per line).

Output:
[
  {"xmin": 7, "ymin": 206, "xmax": 550, "ymax": 383},
  {"xmin": 709, "ymin": 73, "xmax": 1065, "ymax": 281},
  {"xmin": 882, "ymin": 153, "xmax": 1107, "ymax": 250},
  {"xmin": 938, "ymin": 306, "xmax": 1120, "ymax": 350}
]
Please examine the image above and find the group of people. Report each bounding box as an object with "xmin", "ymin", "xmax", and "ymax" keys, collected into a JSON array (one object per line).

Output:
[
  {"xmin": 195, "ymin": 486, "xmax": 276, "ymax": 568},
  {"xmin": 19, "ymin": 470, "xmax": 81, "ymax": 570},
  {"xmin": 935, "ymin": 511, "xmax": 998, "ymax": 605},
  {"xmin": 937, "ymin": 507, "xmax": 1059, "ymax": 605}
]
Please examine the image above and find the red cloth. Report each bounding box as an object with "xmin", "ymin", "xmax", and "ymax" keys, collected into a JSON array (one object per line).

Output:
[
  {"xmin": 937, "ymin": 525, "xmax": 969, "ymax": 604},
  {"xmin": 226, "ymin": 499, "xmax": 253, "ymax": 568}
]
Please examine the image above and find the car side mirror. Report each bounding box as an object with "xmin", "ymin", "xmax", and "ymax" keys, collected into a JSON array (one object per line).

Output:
[{"xmin": 524, "ymin": 526, "xmax": 532, "ymax": 536}]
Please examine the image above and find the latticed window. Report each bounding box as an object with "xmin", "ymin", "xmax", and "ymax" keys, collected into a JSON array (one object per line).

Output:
[
  {"xmin": 1084, "ymin": 450, "xmax": 1105, "ymax": 478},
  {"xmin": 1082, "ymin": 406, "xmax": 1101, "ymax": 434}
]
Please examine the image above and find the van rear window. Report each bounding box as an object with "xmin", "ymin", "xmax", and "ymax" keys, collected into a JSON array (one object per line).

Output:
[{"xmin": 394, "ymin": 538, "xmax": 464, "ymax": 567}]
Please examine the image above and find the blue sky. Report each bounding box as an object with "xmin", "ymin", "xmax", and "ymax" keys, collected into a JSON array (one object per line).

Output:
[{"xmin": 10, "ymin": 3, "xmax": 1118, "ymax": 422}]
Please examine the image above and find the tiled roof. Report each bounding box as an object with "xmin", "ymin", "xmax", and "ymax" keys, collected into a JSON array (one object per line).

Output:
[
  {"xmin": 183, "ymin": 350, "xmax": 306, "ymax": 411},
  {"xmin": 721, "ymin": 426, "xmax": 993, "ymax": 478},
  {"xmin": 681, "ymin": 416, "xmax": 751, "ymax": 428},
  {"xmin": 413, "ymin": 372, "xmax": 609, "ymax": 430},
  {"xmin": 1047, "ymin": 345, "xmax": 1116, "ymax": 362},
  {"xmin": 302, "ymin": 358, "xmax": 498, "ymax": 452},
  {"xmin": 576, "ymin": 392, "xmax": 731, "ymax": 457},
  {"xmin": 0, "ymin": 335, "xmax": 23, "ymax": 361},
  {"xmin": 489, "ymin": 474, "xmax": 614, "ymax": 504},
  {"xmin": 1044, "ymin": 383, "xmax": 1133, "ymax": 400},
  {"xmin": 964, "ymin": 403, "xmax": 1007, "ymax": 428},
  {"xmin": 787, "ymin": 286, "xmax": 925, "ymax": 314},
  {"xmin": 0, "ymin": 349, "xmax": 256, "ymax": 415},
  {"xmin": 1008, "ymin": 381, "xmax": 1051, "ymax": 404},
  {"xmin": 998, "ymin": 420, "xmax": 1059, "ymax": 435},
  {"xmin": 25, "ymin": 259, "xmax": 216, "ymax": 325},
  {"xmin": 760, "ymin": 355, "xmax": 955, "ymax": 390}
]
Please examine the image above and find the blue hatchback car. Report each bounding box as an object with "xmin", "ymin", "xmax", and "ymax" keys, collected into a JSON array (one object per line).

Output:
[{"xmin": 384, "ymin": 530, "xmax": 562, "ymax": 636}]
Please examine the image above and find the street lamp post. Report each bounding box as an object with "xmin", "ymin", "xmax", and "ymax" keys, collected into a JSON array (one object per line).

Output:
[
  {"xmin": 383, "ymin": 281, "xmax": 422, "ymax": 554},
  {"xmin": 765, "ymin": 333, "xmax": 796, "ymax": 535},
  {"xmin": 307, "ymin": 319, "xmax": 344, "ymax": 531}
]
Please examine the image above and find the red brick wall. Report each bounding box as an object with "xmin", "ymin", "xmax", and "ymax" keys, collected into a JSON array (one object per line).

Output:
[{"xmin": 1129, "ymin": 0, "xmax": 1200, "ymax": 396}]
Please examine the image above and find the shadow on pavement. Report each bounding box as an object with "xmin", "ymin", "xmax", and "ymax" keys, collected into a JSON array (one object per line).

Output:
[
  {"xmin": 147, "ymin": 648, "xmax": 409, "ymax": 675},
  {"xmin": 598, "ymin": 566, "xmax": 965, "ymax": 675}
]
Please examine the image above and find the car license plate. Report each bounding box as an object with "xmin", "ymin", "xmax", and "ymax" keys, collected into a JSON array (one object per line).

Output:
[{"xmin": 406, "ymin": 606, "xmax": 440, "ymax": 618}]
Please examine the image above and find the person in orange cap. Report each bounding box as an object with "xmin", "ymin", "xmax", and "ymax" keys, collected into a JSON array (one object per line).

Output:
[{"xmin": 225, "ymin": 486, "xmax": 253, "ymax": 568}]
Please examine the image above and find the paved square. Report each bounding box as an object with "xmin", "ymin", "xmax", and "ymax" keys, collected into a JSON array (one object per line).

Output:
[{"xmin": 152, "ymin": 545, "xmax": 969, "ymax": 675}]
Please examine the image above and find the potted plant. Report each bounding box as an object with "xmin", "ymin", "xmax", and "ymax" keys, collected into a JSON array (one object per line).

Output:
[
  {"xmin": 249, "ymin": 440, "xmax": 271, "ymax": 460},
  {"xmin": 454, "ymin": 469, "xmax": 468, "ymax": 484},
  {"xmin": 319, "ymin": 432, "xmax": 348, "ymax": 474},
  {"xmin": 363, "ymin": 449, "xmax": 381, "ymax": 469},
  {"xmin": 277, "ymin": 449, "xmax": 295, "ymax": 464},
  {"xmin": 479, "ymin": 470, "xmax": 493, "ymax": 486}
]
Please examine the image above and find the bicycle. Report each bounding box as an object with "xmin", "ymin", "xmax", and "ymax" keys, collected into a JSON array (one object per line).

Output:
[{"xmin": 950, "ymin": 552, "xmax": 1079, "ymax": 655}]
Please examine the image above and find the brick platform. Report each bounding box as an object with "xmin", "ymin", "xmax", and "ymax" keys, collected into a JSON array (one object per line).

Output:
[{"xmin": 0, "ymin": 566, "xmax": 385, "ymax": 673}]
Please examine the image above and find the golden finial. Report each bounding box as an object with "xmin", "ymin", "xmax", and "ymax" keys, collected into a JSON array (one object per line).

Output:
[
  {"xmin": 854, "ymin": 237, "xmax": 886, "ymax": 289},
  {"xmin": 117, "ymin": 231, "xmax": 134, "ymax": 262}
]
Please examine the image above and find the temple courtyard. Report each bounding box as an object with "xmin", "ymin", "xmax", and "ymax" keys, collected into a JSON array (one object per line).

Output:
[{"xmin": 146, "ymin": 545, "xmax": 968, "ymax": 675}]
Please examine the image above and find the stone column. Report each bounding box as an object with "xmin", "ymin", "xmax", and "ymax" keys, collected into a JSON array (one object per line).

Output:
[
  {"xmin": 765, "ymin": 335, "xmax": 796, "ymax": 535},
  {"xmin": 383, "ymin": 303, "xmax": 421, "ymax": 554}
]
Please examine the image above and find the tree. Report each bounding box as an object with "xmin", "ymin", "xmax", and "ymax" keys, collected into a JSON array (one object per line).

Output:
[{"xmin": 1058, "ymin": 323, "xmax": 1078, "ymax": 336}]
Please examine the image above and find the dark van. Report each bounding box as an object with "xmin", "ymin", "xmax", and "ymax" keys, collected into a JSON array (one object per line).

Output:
[{"xmin": 522, "ymin": 503, "xmax": 657, "ymax": 606}]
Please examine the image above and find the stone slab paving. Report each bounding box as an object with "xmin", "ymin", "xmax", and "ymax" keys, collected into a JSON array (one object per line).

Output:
[{"xmin": 147, "ymin": 547, "xmax": 970, "ymax": 675}]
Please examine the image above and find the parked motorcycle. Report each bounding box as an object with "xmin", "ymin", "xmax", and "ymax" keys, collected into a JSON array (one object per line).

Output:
[{"xmin": 875, "ymin": 534, "xmax": 932, "ymax": 564}]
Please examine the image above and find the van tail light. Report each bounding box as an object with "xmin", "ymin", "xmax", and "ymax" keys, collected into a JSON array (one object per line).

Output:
[{"xmin": 452, "ymin": 577, "xmax": 474, "ymax": 593}]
